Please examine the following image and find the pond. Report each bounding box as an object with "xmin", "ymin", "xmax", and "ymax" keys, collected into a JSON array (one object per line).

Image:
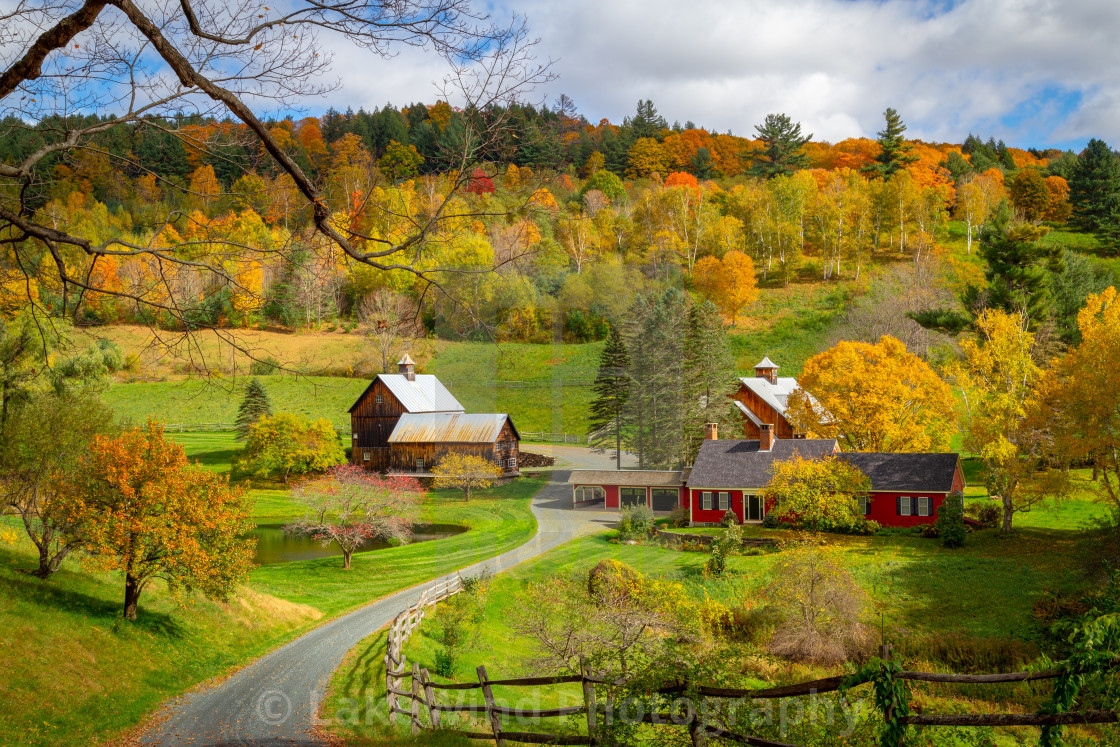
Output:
[{"xmin": 248, "ymin": 523, "xmax": 469, "ymax": 565}]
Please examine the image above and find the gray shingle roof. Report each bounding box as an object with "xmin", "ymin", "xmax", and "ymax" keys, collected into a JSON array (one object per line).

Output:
[
  {"xmin": 388, "ymin": 412, "xmax": 514, "ymax": 443},
  {"xmin": 687, "ymin": 438, "xmax": 840, "ymax": 489},
  {"xmin": 567, "ymin": 469, "xmax": 685, "ymax": 487},
  {"xmin": 837, "ymin": 453, "xmax": 961, "ymax": 493}
]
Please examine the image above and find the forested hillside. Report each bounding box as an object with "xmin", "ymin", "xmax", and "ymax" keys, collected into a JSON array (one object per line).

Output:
[{"xmin": 3, "ymin": 100, "xmax": 1114, "ymax": 359}]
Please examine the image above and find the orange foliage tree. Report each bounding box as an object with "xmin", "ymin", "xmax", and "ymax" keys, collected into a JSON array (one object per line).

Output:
[
  {"xmin": 69, "ymin": 421, "xmax": 254, "ymax": 620},
  {"xmin": 691, "ymin": 250, "xmax": 759, "ymax": 325}
]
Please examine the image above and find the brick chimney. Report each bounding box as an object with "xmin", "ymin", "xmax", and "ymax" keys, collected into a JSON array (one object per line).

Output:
[
  {"xmin": 759, "ymin": 423, "xmax": 774, "ymax": 452},
  {"xmin": 704, "ymin": 422, "xmax": 718, "ymax": 440},
  {"xmin": 754, "ymin": 356, "xmax": 779, "ymax": 386},
  {"xmin": 397, "ymin": 353, "xmax": 416, "ymax": 381}
]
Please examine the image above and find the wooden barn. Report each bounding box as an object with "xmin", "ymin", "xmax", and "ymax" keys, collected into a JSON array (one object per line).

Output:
[
  {"xmin": 349, "ymin": 355, "xmax": 519, "ymax": 475},
  {"xmin": 386, "ymin": 412, "xmax": 520, "ymax": 475},
  {"xmin": 732, "ymin": 357, "xmax": 821, "ymax": 440}
]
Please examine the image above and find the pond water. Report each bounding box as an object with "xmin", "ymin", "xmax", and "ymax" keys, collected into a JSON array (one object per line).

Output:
[{"xmin": 248, "ymin": 523, "xmax": 469, "ymax": 565}]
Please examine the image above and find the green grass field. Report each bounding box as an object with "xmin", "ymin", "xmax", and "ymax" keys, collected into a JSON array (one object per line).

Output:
[{"xmin": 0, "ymin": 429, "xmax": 544, "ymax": 747}]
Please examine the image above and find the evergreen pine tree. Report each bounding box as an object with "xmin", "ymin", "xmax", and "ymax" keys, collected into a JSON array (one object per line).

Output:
[
  {"xmin": 588, "ymin": 325, "xmax": 631, "ymax": 470},
  {"xmin": 684, "ymin": 301, "xmax": 737, "ymax": 463},
  {"xmin": 750, "ymin": 113, "xmax": 812, "ymax": 179},
  {"xmin": 235, "ymin": 378, "xmax": 273, "ymax": 441},
  {"xmin": 979, "ymin": 203, "xmax": 1063, "ymax": 331},
  {"xmin": 1069, "ymin": 138, "xmax": 1120, "ymax": 246},
  {"xmin": 863, "ymin": 107, "xmax": 919, "ymax": 178}
]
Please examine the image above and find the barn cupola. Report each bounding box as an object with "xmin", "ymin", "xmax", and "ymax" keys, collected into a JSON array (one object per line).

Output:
[
  {"xmin": 398, "ymin": 353, "xmax": 416, "ymax": 382},
  {"xmin": 754, "ymin": 356, "xmax": 779, "ymax": 385}
]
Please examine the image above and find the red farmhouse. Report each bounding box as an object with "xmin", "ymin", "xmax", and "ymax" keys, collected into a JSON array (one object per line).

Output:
[{"xmin": 568, "ymin": 425, "xmax": 964, "ymax": 528}]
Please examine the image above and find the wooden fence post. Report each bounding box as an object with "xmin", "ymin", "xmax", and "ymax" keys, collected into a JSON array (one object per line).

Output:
[
  {"xmin": 421, "ymin": 667, "xmax": 440, "ymax": 729},
  {"xmin": 478, "ymin": 665, "xmax": 505, "ymax": 747},
  {"xmin": 580, "ymin": 657, "xmax": 596, "ymax": 745},
  {"xmin": 411, "ymin": 662, "xmax": 422, "ymax": 736},
  {"xmin": 385, "ymin": 651, "xmax": 396, "ymax": 726}
]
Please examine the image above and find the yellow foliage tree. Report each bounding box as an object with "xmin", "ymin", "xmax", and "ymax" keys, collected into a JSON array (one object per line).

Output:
[
  {"xmin": 765, "ymin": 454, "xmax": 870, "ymax": 533},
  {"xmin": 787, "ymin": 335, "xmax": 955, "ymax": 452},
  {"xmin": 948, "ymin": 310, "xmax": 1044, "ymax": 533},
  {"xmin": 431, "ymin": 453, "xmax": 502, "ymax": 502},
  {"xmin": 691, "ymin": 250, "xmax": 758, "ymax": 325},
  {"xmin": 625, "ymin": 137, "xmax": 669, "ymax": 180}
]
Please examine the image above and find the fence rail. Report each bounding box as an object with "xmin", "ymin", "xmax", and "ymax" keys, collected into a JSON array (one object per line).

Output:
[{"xmin": 382, "ymin": 589, "xmax": 1120, "ymax": 746}]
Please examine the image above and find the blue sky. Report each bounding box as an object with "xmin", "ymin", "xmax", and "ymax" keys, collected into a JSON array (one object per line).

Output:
[{"xmin": 312, "ymin": 0, "xmax": 1119, "ymax": 151}]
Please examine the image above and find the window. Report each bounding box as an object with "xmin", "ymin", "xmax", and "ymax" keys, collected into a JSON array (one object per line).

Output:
[
  {"xmin": 621, "ymin": 487, "xmax": 646, "ymax": 507},
  {"xmin": 362, "ymin": 451, "xmax": 370, "ymax": 462},
  {"xmin": 718, "ymin": 492, "xmax": 730, "ymax": 511},
  {"xmin": 898, "ymin": 496, "xmax": 911, "ymax": 516},
  {"xmin": 415, "ymin": 457, "xmax": 425, "ymax": 472},
  {"xmin": 375, "ymin": 394, "xmax": 383, "ymax": 405},
  {"xmin": 701, "ymin": 491, "xmax": 713, "ymax": 511},
  {"xmin": 918, "ymin": 496, "xmax": 931, "ymax": 516},
  {"xmin": 507, "ymin": 457, "xmax": 517, "ymax": 469},
  {"xmin": 858, "ymin": 495, "xmax": 869, "ymax": 515}
]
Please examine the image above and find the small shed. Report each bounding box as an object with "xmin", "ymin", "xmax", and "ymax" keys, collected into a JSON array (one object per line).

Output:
[{"xmin": 387, "ymin": 412, "xmax": 520, "ymax": 475}]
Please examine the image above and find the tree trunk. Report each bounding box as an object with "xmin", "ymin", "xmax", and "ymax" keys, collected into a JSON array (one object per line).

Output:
[
  {"xmin": 1001, "ymin": 494, "xmax": 1014, "ymax": 534},
  {"xmin": 342, "ymin": 548, "xmax": 353, "ymax": 570},
  {"xmin": 34, "ymin": 543, "xmax": 70, "ymax": 579},
  {"xmin": 124, "ymin": 574, "xmax": 142, "ymax": 620},
  {"xmin": 615, "ymin": 410, "xmax": 622, "ymax": 471},
  {"xmin": 465, "ymin": 484, "xmax": 471, "ymax": 502}
]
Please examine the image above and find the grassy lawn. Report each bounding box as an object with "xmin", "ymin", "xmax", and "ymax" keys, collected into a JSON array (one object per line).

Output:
[
  {"xmin": 0, "ymin": 428, "xmax": 544, "ymax": 747},
  {"xmin": 325, "ymin": 507, "xmax": 1103, "ymax": 744}
]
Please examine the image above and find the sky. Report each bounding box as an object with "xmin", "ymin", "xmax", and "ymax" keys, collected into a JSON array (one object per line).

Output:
[{"xmin": 311, "ymin": 0, "xmax": 1120, "ymax": 151}]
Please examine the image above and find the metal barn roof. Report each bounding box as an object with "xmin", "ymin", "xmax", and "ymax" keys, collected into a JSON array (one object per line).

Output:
[
  {"xmin": 348, "ymin": 373, "xmax": 464, "ymax": 413},
  {"xmin": 387, "ymin": 412, "xmax": 514, "ymax": 444}
]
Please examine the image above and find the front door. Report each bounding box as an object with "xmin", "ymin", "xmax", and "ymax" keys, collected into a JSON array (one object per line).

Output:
[
  {"xmin": 744, "ymin": 494, "xmax": 764, "ymax": 522},
  {"xmin": 620, "ymin": 487, "xmax": 646, "ymax": 507},
  {"xmin": 650, "ymin": 488, "xmax": 678, "ymax": 512}
]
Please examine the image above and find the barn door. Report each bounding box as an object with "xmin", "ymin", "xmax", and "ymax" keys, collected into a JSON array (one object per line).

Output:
[
  {"xmin": 620, "ymin": 488, "xmax": 646, "ymax": 507},
  {"xmin": 650, "ymin": 488, "xmax": 678, "ymax": 512}
]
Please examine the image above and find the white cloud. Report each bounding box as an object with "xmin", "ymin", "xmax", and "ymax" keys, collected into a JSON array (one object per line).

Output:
[{"xmin": 309, "ymin": 0, "xmax": 1120, "ymax": 148}]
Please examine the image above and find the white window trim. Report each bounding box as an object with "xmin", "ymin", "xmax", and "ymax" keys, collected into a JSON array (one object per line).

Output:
[
  {"xmin": 375, "ymin": 394, "xmax": 383, "ymax": 404},
  {"xmin": 918, "ymin": 496, "xmax": 931, "ymax": 516},
  {"xmin": 701, "ymin": 491, "xmax": 713, "ymax": 511},
  {"xmin": 506, "ymin": 457, "xmax": 517, "ymax": 469},
  {"xmin": 858, "ymin": 495, "xmax": 869, "ymax": 515},
  {"xmin": 362, "ymin": 450, "xmax": 370, "ymax": 461},
  {"xmin": 718, "ymin": 492, "xmax": 730, "ymax": 511},
  {"xmin": 899, "ymin": 496, "xmax": 911, "ymax": 516},
  {"xmin": 415, "ymin": 457, "xmax": 425, "ymax": 471}
]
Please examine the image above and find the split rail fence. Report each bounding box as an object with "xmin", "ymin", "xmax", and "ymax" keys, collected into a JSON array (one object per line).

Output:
[{"xmin": 384, "ymin": 581, "xmax": 1120, "ymax": 746}]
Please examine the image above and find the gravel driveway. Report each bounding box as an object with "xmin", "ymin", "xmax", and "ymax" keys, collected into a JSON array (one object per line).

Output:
[{"xmin": 140, "ymin": 471, "xmax": 614, "ymax": 746}]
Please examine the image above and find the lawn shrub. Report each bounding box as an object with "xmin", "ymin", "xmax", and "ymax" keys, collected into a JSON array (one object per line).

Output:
[
  {"xmin": 967, "ymin": 501, "xmax": 1002, "ymax": 528},
  {"xmin": 761, "ymin": 512, "xmax": 780, "ymax": 529},
  {"xmin": 720, "ymin": 509, "xmax": 738, "ymax": 528},
  {"xmin": 249, "ymin": 355, "xmax": 281, "ymax": 375},
  {"xmin": 618, "ymin": 504, "xmax": 655, "ymax": 541},
  {"xmin": 726, "ymin": 605, "xmax": 779, "ymax": 645},
  {"xmin": 667, "ymin": 504, "xmax": 690, "ymax": 527},
  {"xmin": 935, "ymin": 493, "xmax": 968, "ymax": 548}
]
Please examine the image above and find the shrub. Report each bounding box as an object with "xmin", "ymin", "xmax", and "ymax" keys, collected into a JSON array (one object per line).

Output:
[
  {"xmin": 762, "ymin": 512, "xmax": 780, "ymax": 529},
  {"xmin": 249, "ymin": 356, "xmax": 281, "ymax": 375},
  {"xmin": 235, "ymin": 412, "xmax": 345, "ymax": 482},
  {"xmin": 934, "ymin": 493, "xmax": 966, "ymax": 548},
  {"xmin": 727, "ymin": 605, "xmax": 780, "ymax": 645},
  {"xmin": 667, "ymin": 504, "xmax": 689, "ymax": 528},
  {"xmin": 764, "ymin": 542, "xmax": 870, "ymax": 665},
  {"xmin": 720, "ymin": 509, "xmax": 739, "ymax": 528},
  {"xmin": 618, "ymin": 503, "xmax": 655, "ymax": 541},
  {"xmin": 433, "ymin": 650, "xmax": 456, "ymax": 678},
  {"xmin": 706, "ymin": 523, "xmax": 742, "ymax": 577},
  {"xmin": 967, "ymin": 501, "xmax": 1002, "ymax": 528}
]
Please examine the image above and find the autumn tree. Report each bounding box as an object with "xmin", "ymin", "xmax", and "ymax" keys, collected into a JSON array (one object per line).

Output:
[
  {"xmin": 358, "ymin": 289, "xmax": 423, "ymax": 373},
  {"xmin": 766, "ymin": 454, "xmax": 871, "ymax": 533},
  {"xmin": 949, "ymin": 310, "xmax": 1044, "ymax": 534},
  {"xmin": 1045, "ymin": 288, "xmax": 1120, "ymax": 511},
  {"xmin": 69, "ymin": 421, "xmax": 254, "ymax": 620},
  {"xmin": 588, "ymin": 325, "xmax": 631, "ymax": 470},
  {"xmin": 287, "ymin": 466, "xmax": 422, "ymax": 569},
  {"xmin": 955, "ymin": 172, "xmax": 1003, "ymax": 254},
  {"xmin": 864, "ymin": 108, "xmax": 918, "ymax": 178},
  {"xmin": 691, "ymin": 250, "xmax": 759, "ymax": 325},
  {"xmin": 787, "ymin": 336, "xmax": 955, "ymax": 453},
  {"xmin": 1009, "ymin": 168, "xmax": 1051, "ymax": 223},
  {"xmin": 750, "ymin": 113, "xmax": 812, "ymax": 179},
  {"xmin": 626, "ymin": 138, "xmax": 669, "ymax": 180},
  {"xmin": 431, "ymin": 453, "xmax": 503, "ymax": 501},
  {"xmin": 237, "ymin": 413, "xmax": 346, "ymax": 482},
  {"xmin": 0, "ymin": 390, "xmax": 115, "ymax": 578}
]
